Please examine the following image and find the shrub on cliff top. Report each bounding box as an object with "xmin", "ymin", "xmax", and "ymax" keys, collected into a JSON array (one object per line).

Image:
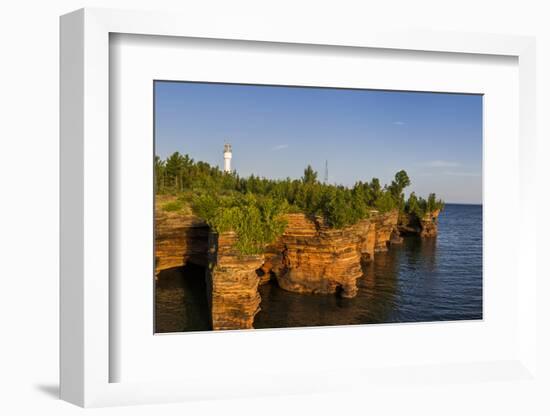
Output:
[
  {"xmin": 321, "ymin": 187, "xmax": 369, "ymax": 228},
  {"xmin": 192, "ymin": 193, "xmax": 289, "ymax": 255},
  {"xmin": 405, "ymin": 192, "xmax": 444, "ymax": 218},
  {"xmin": 156, "ymin": 151, "xmax": 444, "ymax": 242}
]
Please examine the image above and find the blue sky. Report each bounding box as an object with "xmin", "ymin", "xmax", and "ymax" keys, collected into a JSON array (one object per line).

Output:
[{"xmin": 155, "ymin": 81, "xmax": 482, "ymax": 204}]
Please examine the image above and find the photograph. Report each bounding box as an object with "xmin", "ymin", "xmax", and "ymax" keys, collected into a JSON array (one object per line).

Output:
[
  {"xmin": 153, "ymin": 81, "xmax": 483, "ymax": 332},
  {"xmin": 3, "ymin": 1, "xmax": 541, "ymax": 412}
]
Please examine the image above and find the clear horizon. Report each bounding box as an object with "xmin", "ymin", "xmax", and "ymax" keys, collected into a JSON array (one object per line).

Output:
[{"xmin": 155, "ymin": 81, "xmax": 483, "ymax": 204}]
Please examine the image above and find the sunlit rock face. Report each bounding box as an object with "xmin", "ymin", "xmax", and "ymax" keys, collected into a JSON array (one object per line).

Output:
[
  {"xmin": 154, "ymin": 209, "xmax": 209, "ymax": 276},
  {"xmin": 372, "ymin": 210, "xmax": 400, "ymax": 252},
  {"xmin": 262, "ymin": 211, "xmax": 399, "ymax": 299},
  {"xmin": 206, "ymin": 231, "xmax": 264, "ymax": 330},
  {"xmin": 359, "ymin": 220, "xmax": 377, "ymax": 262},
  {"xmin": 155, "ymin": 203, "xmax": 438, "ymax": 330},
  {"xmin": 271, "ymin": 214, "xmax": 364, "ymax": 298},
  {"xmin": 419, "ymin": 209, "xmax": 440, "ymax": 238},
  {"xmin": 398, "ymin": 209, "xmax": 441, "ymax": 238}
]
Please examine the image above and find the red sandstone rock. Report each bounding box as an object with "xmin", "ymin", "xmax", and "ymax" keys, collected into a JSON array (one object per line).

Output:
[
  {"xmin": 155, "ymin": 195, "xmax": 436, "ymax": 330},
  {"xmin": 154, "ymin": 206, "xmax": 209, "ymax": 276},
  {"xmin": 419, "ymin": 209, "xmax": 440, "ymax": 238},
  {"xmin": 267, "ymin": 212, "xmax": 398, "ymax": 298},
  {"xmin": 398, "ymin": 209, "xmax": 441, "ymax": 238},
  {"xmin": 206, "ymin": 231, "xmax": 264, "ymax": 330},
  {"xmin": 359, "ymin": 219, "xmax": 377, "ymax": 262},
  {"xmin": 372, "ymin": 210, "xmax": 400, "ymax": 252}
]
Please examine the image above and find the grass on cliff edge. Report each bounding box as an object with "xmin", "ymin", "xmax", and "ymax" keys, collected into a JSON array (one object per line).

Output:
[{"xmin": 157, "ymin": 197, "xmax": 192, "ymax": 215}]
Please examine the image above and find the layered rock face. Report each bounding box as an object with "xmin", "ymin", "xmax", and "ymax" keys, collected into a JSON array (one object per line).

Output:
[
  {"xmin": 398, "ymin": 209, "xmax": 441, "ymax": 238},
  {"xmin": 156, "ymin": 201, "xmax": 438, "ymax": 330},
  {"xmin": 419, "ymin": 210, "xmax": 440, "ymax": 237},
  {"xmin": 155, "ymin": 209, "xmax": 209, "ymax": 275},
  {"xmin": 268, "ymin": 214, "xmax": 366, "ymax": 298},
  {"xmin": 206, "ymin": 231, "xmax": 264, "ymax": 330},
  {"xmin": 261, "ymin": 211, "xmax": 400, "ymax": 299},
  {"xmin": 372, "ymin": 210, "xmax": 401, "ymax": 252},
  {"xmin": 358, "ymin": 220, "xmax": 377, "ymax": 262}
]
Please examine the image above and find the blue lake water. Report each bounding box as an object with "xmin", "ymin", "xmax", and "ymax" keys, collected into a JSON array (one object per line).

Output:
[
  {"xmin": 155, "ymin": 203, "xmax": 482, "ymax": 332},
  {"xmin": 255, "ymin": 203, "xmax": 482, "ymax": 328}
]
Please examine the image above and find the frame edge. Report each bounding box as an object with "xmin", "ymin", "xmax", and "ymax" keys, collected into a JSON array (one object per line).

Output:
[
  {"xmin": 59, "ymin": 8, "xmax": 85, "ymax": 407},
  {"xmin": 58, "ymin": 6, "xmax": 538, "ymax": 407}
]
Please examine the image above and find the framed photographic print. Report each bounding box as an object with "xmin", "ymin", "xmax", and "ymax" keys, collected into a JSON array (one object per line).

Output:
[
  {"xmin": 153, "ymin": 81, "xmax": 481, "ymax": 333},
  {"xmin": 60, "ymin": 8, "xmax": 537, "ymax": 407}
]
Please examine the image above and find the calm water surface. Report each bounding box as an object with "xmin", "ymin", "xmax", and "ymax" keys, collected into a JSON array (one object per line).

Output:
[{"xmin": 155, "ymin": 204, "xmax": 482, "ymax": 332}]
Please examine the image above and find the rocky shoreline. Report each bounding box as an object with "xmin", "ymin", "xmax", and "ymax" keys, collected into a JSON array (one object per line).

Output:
[{"xmin": 155, "ymin": 205, "xmax": 441, "ymax": 330}]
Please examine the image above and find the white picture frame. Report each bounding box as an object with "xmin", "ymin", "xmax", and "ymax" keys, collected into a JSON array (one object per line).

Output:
[{"xmin": 60, "ymin": 7, "xmax": 537, "ymax": 407}]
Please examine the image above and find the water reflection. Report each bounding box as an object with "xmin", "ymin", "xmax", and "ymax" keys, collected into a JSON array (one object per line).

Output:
[{"xmin": 155, "ymin": 264, "xmax": 211, "ymax": 333}]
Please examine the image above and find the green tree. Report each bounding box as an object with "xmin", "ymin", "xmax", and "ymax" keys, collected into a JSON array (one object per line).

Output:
[
  {"xmin": 301, "ymin": 165, "xmax": 318, "ymax": 184},
  {"xmin": 374, "ymin": 191, "xmax": 396, "ymax": 213},
  {"xmin": 156, "ymin": 151, "xmax": 444, "ymax": 252},
  {"xmin": 426, "ymin": 193, "xmax": 444, "ymax": 212},
  {"xmin": 164, "ymin": 152, "xmax": 186, "ymax": 191},
  {"xmin": 366, "ymin": 178, "xmax": 382, "ymax": 205},
  {"xmin": 394, "ymin": 170, "xmax": 411, "ymax": 190},
  {"xmin": 154, "ymin": 155, "xmax": 166, "ymax": 193},
  {"xmin": 405, "ymin": 192, "xmax": 421, "ymax": 217},
  {"xmin": 388, "ymin": 170, "xmax": 411, "ymax": 211}
]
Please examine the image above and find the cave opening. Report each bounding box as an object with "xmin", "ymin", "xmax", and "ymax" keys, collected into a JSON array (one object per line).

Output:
[{"xmin": 154, "ymin": 263, "xmax": 211, "ymax": 333}]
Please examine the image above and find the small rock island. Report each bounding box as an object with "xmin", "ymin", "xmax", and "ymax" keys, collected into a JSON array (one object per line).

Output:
[{"xmin": 155, "ymin": 151, "xmax": 443, "ymax": 331}]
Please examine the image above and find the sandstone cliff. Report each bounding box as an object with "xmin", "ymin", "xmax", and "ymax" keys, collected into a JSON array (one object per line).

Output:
[
  {"xmin": 268, "ymin": 213, "xmax": 365, "ymax": 298},
  {"xmin": 398, "ymin": 209, "xmax": 441, "ymax": 238},
  {"xmin": 261, "ymin": 210, "xmax": 400, "ymax": 299},
  {"xmin": 419, "ymin": 209, "xmax": 440, "ymax": 237},
  {"xmin": 372, "ymin": 210, "xmax": 401, "ymax": 252},
  {"xmin": 155, "ymin": 199, "xmax": 440, "ymax": 331},
  {"xmin": 206, "ymin": 231, "xmax": 264, "ymax": 330},
  {"xmin": 155, "ymin": 208, "xmax": 209, "ymax": 276}
]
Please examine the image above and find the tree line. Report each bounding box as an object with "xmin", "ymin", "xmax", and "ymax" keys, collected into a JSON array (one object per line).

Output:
[{"xmin": 155, "ymin": 151, "xmax": 444, "ymax": 253}]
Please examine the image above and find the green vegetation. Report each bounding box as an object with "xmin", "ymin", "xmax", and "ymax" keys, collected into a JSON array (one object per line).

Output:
[
  {"xmin": 193, "ymin": 193, "xmax": 288, "ymax": 255},
  {"xmin": 161, "ymin": 199, "xmax": 186, "ymax": 212},
  {"xmin": 156, "ymin": 152, "xmax": 444, "ymax": 253},
  {"xmin": 404, "ymin": 192, "xmax": 445, "ymax": 218}
]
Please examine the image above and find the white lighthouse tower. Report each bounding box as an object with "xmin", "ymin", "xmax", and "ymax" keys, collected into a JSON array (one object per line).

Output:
[{"xmin": 223, "ymin": 142, "xmax": 232, "ymax": 173}]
